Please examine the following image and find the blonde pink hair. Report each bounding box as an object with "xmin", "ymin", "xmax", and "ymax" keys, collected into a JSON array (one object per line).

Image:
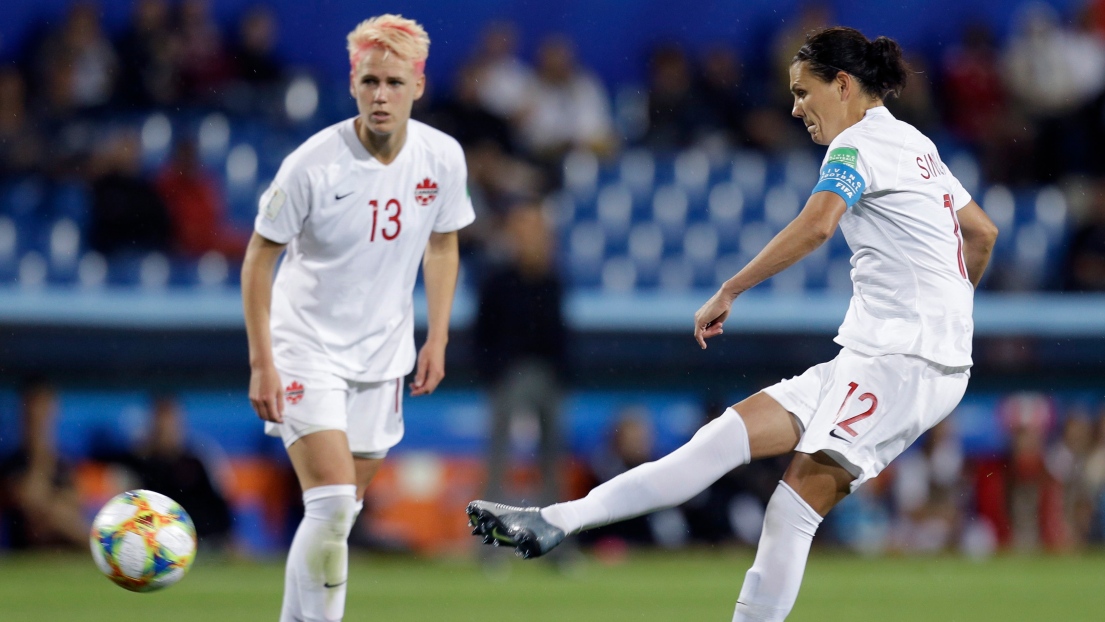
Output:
[{"xmin": 346, "ymin": 14, "xmax": 430, "ymax": 75}]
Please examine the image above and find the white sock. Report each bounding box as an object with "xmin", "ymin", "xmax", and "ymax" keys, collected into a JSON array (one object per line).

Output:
[
  {"xmin": 732, "ymin": 482, "xmax": 823, "ymax": 622},
  {"xmin": 281, "ymin": 484, "xmax": 358, "ymax": 622},
  {"xmin": 541, "ymin": 408, "xmax": 752, "ymax": 534}
]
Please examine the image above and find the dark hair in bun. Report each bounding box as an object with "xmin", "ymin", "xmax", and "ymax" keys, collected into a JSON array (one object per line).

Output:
[{"xmin": 793, "ymin": 27, "xmax": 908, "ymax": 100}]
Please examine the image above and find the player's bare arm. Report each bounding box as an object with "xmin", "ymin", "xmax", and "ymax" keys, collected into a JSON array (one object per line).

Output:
[
  {"xmin": 957, "ymin": 200, "xmax": 999, "ymax": 289},
  {"xmin": 412, "ymin": 230, "xmax": 460, "ymax": 396},
  {"xmin": 241, "ymin": 231, "xmax": 289, "ymax": 422},
  {"xmin": 694, "ymin": 191, "xmax": 846, "ymax": 348}
]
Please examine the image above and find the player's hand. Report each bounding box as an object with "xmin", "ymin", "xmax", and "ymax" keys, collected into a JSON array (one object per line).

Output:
[
  {"xmin": 411, "ymin": 339, "xmax": 446, "ymax": 396},
  {"xmin": 694, "ymin": 289, "xmax": 736, "ymax": 349},
  {"xmin": 249, "ymin": 363, "xmax": 285, "ymax": 423}
]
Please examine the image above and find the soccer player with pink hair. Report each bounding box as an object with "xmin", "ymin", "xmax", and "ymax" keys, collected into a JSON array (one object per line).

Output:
[{"xmin": 242, "ymin": 14, "xmax": 473, "ymax": 621}]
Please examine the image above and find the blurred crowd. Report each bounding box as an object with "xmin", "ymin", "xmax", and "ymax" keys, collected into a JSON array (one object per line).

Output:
[
  {"xmin": 3, "ymin": 0, "xmax": 1105, "ymax": 557},
  {"xmin": 2, "ymin": 1, "xmax": 1105, "ymax": 289}
]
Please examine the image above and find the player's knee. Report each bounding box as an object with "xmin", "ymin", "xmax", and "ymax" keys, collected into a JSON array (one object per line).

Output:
[{"xmin": 782, "ymin": 452, "xmax": 853, "ymax": 515}]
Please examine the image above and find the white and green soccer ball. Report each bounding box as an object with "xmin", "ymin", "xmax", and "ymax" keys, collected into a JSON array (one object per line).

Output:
[{"xmin": 89, "ymin": 490, "xmax": 198, "ymax": 592}]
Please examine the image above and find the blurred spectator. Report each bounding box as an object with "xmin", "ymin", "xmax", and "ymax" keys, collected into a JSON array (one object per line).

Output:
[
  {"xmin": 0, "ymin": 378, "xmax": 88, "ymax": 550},
  {"xmin": 231, "ymin": 5, "xmax": 283, "ymax": 87},
  {"xmin": 155, "ymin": 138, "xmax": 249, "ymax": 259},
  {"xmin": 941, "ymin": 23, "xmax": 1028, "ymax": 184},
  {"xmin": 115, "ymin": 0, "xmax": 181, "ymax": 108},
  {"xmin": 696, "ymin": 43, "xmax": 748, "ymax": 146},
  {"xmin": 518, "ymin": 35, "xmax": 616, "ymax": 165},
  {"xmin": 1001, "ymin": 392, "xmax": 1065, "ymax": 551},
  {"xmin": 0, "ymin": 67, "xmax": 44, "ymax": 177},
  {"xmin": 471, "ymin": 21, "xmax": 536, "ymax": 124},
  {"xmin": 424, "ymin": 63, "xmax": 515, "ymax": 155},
  {"xmin": 886, "ymin": 54, "xmax": 939, "ymax": 135},
  {"xmin": 1003, "ymin": 2, "xmax": 1105, "ymax": 181},
  {"xmin": 99, "ymin": 395, "xmax": 233, "ymax": 548},
  {"xmin": 88, "ymin": 130, "xmax": 172, "ymax": 256},
  {"xmin": 177, "ymin": 0, "xmax": 232, "ymax": 103},
  {"xmin": 423, "ymin": 63, "xmax": 545, "ymax": 243},
  {"xmin": 1047, "ymin": 411, "xmax": 1095, "ymax": 549},
  {"xmin": 475, "ymin": 201, "xmax": 568, "ymax": 508},
  {"xmin": 770, "ymin": 2, "xmax": 833, "ymax": 103},
  {"xmin": 578, "ymin": 410, "xmax": 689, "ymax": 552},
  {"xmin": 33, "ymin": 1, "xmax": 117, "ymax": 111},
  {"xmin": 1063, "ymin": 181, "xmax": 1105, "ymax": 291},
  {"xmin": 642, "ymin": 43, "xmax": 706, "ymax": 150},
  {"xmin": 889, "ymin": 420, "xmax": 965, "ymax": 552},
  {"xmin": 1081, "ymin": 409, "xmax": 1105, "ymax": 540}
]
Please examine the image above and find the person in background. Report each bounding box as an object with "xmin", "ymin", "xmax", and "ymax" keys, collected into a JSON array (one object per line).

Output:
[
  {"xmin": 470, "ymin": 21, "xmax": 536, "ymax": 125},
  {"xmin": 115, "ymin": 0, "xmax": 181, "ymax": 108},
  {"xmin": 1063, "ymin": 181, "xmax": 1105, "ymax": 291},
  {"xmin": 155, "ymin": 138, "xmax": 249, "ymax": 260},
  {"xmin": 475, "ymin": 201, "xmax": 567, "ymax": 509},
  {"xmin": 518, "ymin": 35, "xmax": 616, "ymax": 165},
  {"xmin": 0, "ymin": 67, "xmax": 44, "ymax": 178},
  {"xmin": 0, "ymin": 378, "xmax": 87, "ymax": 550},
  {"xmin": 231, "ymin": 5, "xmax": 284, "ymax": 88},
  {"xmin": 88, "ymin": 129, "xmax": 172, "ymax": 257}
]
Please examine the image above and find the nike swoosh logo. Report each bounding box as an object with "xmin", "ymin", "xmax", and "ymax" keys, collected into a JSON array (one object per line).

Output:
[
  {"xmin": 323, "ymin": 580, "xmax": 347, "ymax": 589},
  {"xmin": 335, "ymin": 192, "xmax": 353, "ymax": 200},
  {"xmin": 829, "ymin": 429, "xmax": 852, "ymax": 442}
]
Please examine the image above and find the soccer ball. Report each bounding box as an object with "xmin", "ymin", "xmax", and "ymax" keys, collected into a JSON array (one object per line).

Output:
[{"xmin": 89, "ymin": 490, "xmax": 198, "ymax": 592}]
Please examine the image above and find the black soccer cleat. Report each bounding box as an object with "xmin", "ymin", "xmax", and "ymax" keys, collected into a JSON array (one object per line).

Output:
[{"xmin": 466, "ymin": 500, "xmax": 566, "ymax": 559}]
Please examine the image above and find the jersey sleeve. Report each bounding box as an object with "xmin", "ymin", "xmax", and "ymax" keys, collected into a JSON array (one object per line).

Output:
[
  {"xmin": 948, "ymin": 173, "xmax": 973, "ymax": 211},
  {"xmin": 254, "ymin": 160, "xmax": 311, "ymax": 244},
  {"xmin": 811, "ymin": 139, "xmax": 872, "ymax": 209},
  {"xmin": 432, "ymin": 145, "xmax": 476, "ymax": 233}
]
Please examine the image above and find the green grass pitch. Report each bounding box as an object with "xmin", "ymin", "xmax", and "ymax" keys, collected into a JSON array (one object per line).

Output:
[{"xmin": 2, "ymin": 549, "xmax": 1104, "ymax": 621}]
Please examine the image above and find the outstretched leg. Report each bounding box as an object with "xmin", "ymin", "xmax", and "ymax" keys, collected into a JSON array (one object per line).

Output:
[
  {"xmin": 468, "ymin": 392, "xmax": 800, "ymax": 557},
  {"xmin": 732, "ymin": 451, "xmax": 853, "ymax": 622}
]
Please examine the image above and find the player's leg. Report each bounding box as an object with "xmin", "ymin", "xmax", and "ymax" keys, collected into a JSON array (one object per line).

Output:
[
  {"xmin": 468, "ymin": 391, "xmax": 801, "ymax": 557},
  {"xmin": 733, "ymin": 351, "xmax": 970, "ymax": 621},
  {"xmin": 283, "ymin": 429, "xmax": 359, "ymax": 622},
  {"xmin": 732, "ymin": 451, "xmax": 852, "ymax": 622}
]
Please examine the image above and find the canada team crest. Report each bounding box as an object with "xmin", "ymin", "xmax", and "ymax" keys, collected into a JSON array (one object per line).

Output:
[
  {"xmin": 415, "ymin": 178, "xmax": 438, "ymax": 206},
  {"xmin": 285, "ymin": 381, "xmax": 305, "ymax": 405}
]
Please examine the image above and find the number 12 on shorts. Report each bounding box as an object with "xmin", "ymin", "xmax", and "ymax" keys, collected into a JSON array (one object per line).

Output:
[{"xmin": 834, "ymin": 381, "xmax": 878, "ymax": 437}]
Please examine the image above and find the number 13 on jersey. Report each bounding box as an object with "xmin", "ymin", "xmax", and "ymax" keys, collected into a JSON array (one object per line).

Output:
[{"xmin": 369, "ymin": 199, "xmax": 402, "ymax": 242}]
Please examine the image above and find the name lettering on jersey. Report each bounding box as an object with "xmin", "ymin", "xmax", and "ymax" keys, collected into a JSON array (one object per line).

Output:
[
  {"xmin": 415, "ymin": 178, "xmax": 438, "ymax": 206},
  {"xmin": 262, "ymin": 185, "xmax": 287, "ymax": 220},
  {"xmin": 916, "ymin": 152, "xmax": 948, "ymax": 179}
]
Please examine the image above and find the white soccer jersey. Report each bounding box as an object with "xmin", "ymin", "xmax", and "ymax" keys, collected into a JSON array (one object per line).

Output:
[
  {"xmin": 255, "ymin": 118, "xmax": 475, "ymax": 382},
  {"xmin": 812, "ymin": 106, "xmax": 974, "ymax": 367}
]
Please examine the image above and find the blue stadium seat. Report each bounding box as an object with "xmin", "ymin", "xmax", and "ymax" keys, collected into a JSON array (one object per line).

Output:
[
  {"xmin": 673, "ymin": 149, "xmax": 711, "ymax": 198},
  {"xmin": 601, "ymin": 255, "xmax": 637, "ymax": 292},
  {"xmin": 596, "ymin": 183, "xmax": 634, "ymax": 243},
  {"xmin": 657, "ymin": 256, "xmax": 694, "ymax": 292},
  {"xmin": 730, "ymin": 150, "xmax": 767, "ymax": 200},
  {"xmin": 652, "ymin": 185, "xmax": 689, "ymax": 238},
  {"xmin": 46, "ymin": 183, "xmax": 90, "ymax": 226},
  {"xmin": 619, "ymin": 149, "xmax": 656, "ymax": 198},
  {"xmin": 563, "ymin": 149, "xmax": 599, "ymax": 199}
]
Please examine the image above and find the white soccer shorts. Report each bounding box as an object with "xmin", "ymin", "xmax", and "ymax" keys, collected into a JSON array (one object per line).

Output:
[
  {"xmin": 264, "ymin": 368, "xmax": 405, "ymax": 459},
  {"xmin": 763, "ymin": 347, "xmax": 969, "ymax": 491}
]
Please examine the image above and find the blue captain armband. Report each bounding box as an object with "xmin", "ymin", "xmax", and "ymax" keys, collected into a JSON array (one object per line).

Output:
[{"xmin": 811, "ymin": 161, "xmax": 866, "ymax": 208}]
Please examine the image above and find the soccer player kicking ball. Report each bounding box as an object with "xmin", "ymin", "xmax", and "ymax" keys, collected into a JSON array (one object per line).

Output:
[
  {"xmin": 242, "ymin": 15, "xmax": 474, "ymax": 622},
  {"xmin": 468, "ymin": 27, "xmax": 998, "ymax": 621}
]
